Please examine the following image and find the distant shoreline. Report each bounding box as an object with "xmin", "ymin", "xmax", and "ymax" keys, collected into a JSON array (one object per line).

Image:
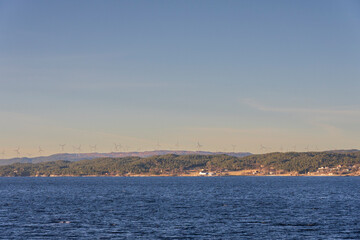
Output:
[
  {"xmin": 2, "ymin": 152, "xmax": 360, "ymax": 177},
  {"xmin": 2, "ymin": 171, "xmax": 358, "ymax": 177}
]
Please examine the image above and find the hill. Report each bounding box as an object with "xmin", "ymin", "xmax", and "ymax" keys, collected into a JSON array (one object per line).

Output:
[
  {"xmin": 0, "ymin": 150, "xmax": 252, "ymax": 166},
  {"xmin": 1, "ymin": 151, "xmax": 360, "ymax": 177}
]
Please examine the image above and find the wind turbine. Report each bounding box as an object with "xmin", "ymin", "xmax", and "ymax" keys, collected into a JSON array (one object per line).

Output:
[
  {"xmin": 155, "ymin": 140, "xmax": 161, "ymax": 150},
  {"xmin": 196, "ymin": 141, "xmax": 203, "ymax": 151},
  {"xmin": 124, "ymin": 145, "xmax": 130, "ymax": 152},
  {"xmin": 38, "ymin": 146, "xmax": 44, "ymax": 154},
  {"xmin": 14, "ymin": 146, "xmax": 20, "ymax": 157},
  {"xmin": 0, "ymin": 150, "xmax": 5, "ymax": 158},
  {"xmin": 89, "ymin": 144, "xmax": 97, "ymax": 152},
  {"xmin": 175, "ymin": 139, "xmax": 180, "ymax": 149},
  {"xmin": 259, "ymin": 145, "xmax": 266, "ymax": 153},
  {"xmin": 76, "ymin": 145, "xmax": 82, "ymax": 153},
  {"xmin": 59, "ymin": 144, "xmax": 66, "ymax": 152},
  {"xmin": 231, "ymin": 145, "xmax": 236, "ymax": 152},
  {"xmin": 305, "ymin": 145, "xmax": 309, "ymax": 152},
  {"xmin": 113, "ymin": 143, "xmax": 121, "ymax": 152},
  {"xmin": 72, "ymin": 145, "xmax": 82, "ymax": 154}
]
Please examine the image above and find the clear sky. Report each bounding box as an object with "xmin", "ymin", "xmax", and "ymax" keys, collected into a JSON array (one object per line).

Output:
[{"xmin": 1, "ymin": 0, "xmax": 360, "ymax": 157}]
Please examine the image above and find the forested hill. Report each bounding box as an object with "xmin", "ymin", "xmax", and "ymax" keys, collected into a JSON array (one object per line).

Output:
[
  {"xmin": 1, "ymin": 152, "xmax": 360, "ymax": 177},
  {"xmin": 0, "ymin": 150, "xmax": 252, "ymax": 166}
]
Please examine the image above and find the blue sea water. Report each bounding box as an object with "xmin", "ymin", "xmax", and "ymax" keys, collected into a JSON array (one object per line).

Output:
[{"xmin": 0, "ymin": 176, "xmax": 360, "ymax": 239}]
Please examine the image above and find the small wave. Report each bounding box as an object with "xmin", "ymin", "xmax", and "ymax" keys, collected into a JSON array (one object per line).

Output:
[{"xmin": 274, "ymin": 222, "xmax": 318, "ymax": 227}]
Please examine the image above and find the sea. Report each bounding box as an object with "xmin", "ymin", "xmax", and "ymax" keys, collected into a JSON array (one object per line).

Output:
[{"xmin": 0, "ymin": 176, "xmax": 359, "ymax": 239}]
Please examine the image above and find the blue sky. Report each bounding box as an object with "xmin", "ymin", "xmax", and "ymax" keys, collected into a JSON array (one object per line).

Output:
[{"xmin": 0, "ymin": 0, "xmax": 360, "ymax": 157}]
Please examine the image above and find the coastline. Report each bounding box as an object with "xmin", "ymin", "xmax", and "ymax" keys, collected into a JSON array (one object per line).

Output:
[{"xmin": 5, "ymin": 170, "xmax": 359, "ymax": 177}]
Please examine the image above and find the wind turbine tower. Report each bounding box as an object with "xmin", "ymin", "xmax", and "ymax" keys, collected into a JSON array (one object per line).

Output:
[
  {"xmin": 196, "ymin": 141, "xmax": 203, "ymax": 151},
  {"xmin": 76, "ymin": 145, "xmax": 82, "ymax": 153},
  {"xmin": 14, "ymin": 146, "xmax": 20, "ymax": 158},
  {"xmin": 305, "ymin": 145, "xmax": 309, "ymax": 152},
  {"xmin": 72, "ymin": 145, "xmax": 82, "ymax": 155},
  {"xmin": 231, "ymin": 145, "xmax": 236, "ymax": 152},
  {"xmin": 155, "ymin": 140, "xmax": 161, "ymax": 150},
  {"xmin": 259, "ymin": 145, "xmax": 266, "ymax": 153},
  {"xmin": 90, "ymin": 144, "xmax": 97, "ymax": 153},
  {"xmin": 59, "ymin": 144, "xmax": 66, "ymax": 152},
  {"xmin": 113, "ymin": 143, "xmax": 121, "ymax": 152}
]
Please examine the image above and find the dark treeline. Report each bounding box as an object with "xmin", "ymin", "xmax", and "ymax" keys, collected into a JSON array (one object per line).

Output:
[{"xmin": 1, "ymin": 152, "xmax": 360, "ymax": 176}]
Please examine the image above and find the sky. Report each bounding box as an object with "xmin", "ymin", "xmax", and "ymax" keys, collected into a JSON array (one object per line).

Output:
[{"xmin": 0, "ymin": 0, "xmax": 360, "ymax": 157}]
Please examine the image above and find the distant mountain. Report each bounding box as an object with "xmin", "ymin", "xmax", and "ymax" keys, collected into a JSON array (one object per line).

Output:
[
  {"xmin": 0, "ymin": 150, "xmax": 252, "ymax": 166},
  {"xmin": 326, "ymin": 149, "xmax": 360, "ymax": 154}
]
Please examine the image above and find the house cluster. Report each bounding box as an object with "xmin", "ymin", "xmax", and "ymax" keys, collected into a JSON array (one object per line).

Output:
[
  {"xmin": 312, "ymin": 164, "xmax": 359, "ymax": 175},
  {"xmin": 198, "ymin": 170, "xmax": 217, "ymax": 176},
  {"xmin": 252, "ymin": 166, "xmax": 286, "ymax": 175}
]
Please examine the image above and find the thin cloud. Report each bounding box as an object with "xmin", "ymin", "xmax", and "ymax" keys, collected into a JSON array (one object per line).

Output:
[
  {"xmin": 311, "ymin": 122, "xmax": 343, "ymax": 136},
  {"xmin": 67, "ymin": 81, "xmax": 168, "ymax": 90},
  {"xmin": 189, "ymin": 126, "xmax": 287, "ymax": 135},
  {"xmin": 243, "ymin": 99, "xmax": 360, "ymax": 116}
]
